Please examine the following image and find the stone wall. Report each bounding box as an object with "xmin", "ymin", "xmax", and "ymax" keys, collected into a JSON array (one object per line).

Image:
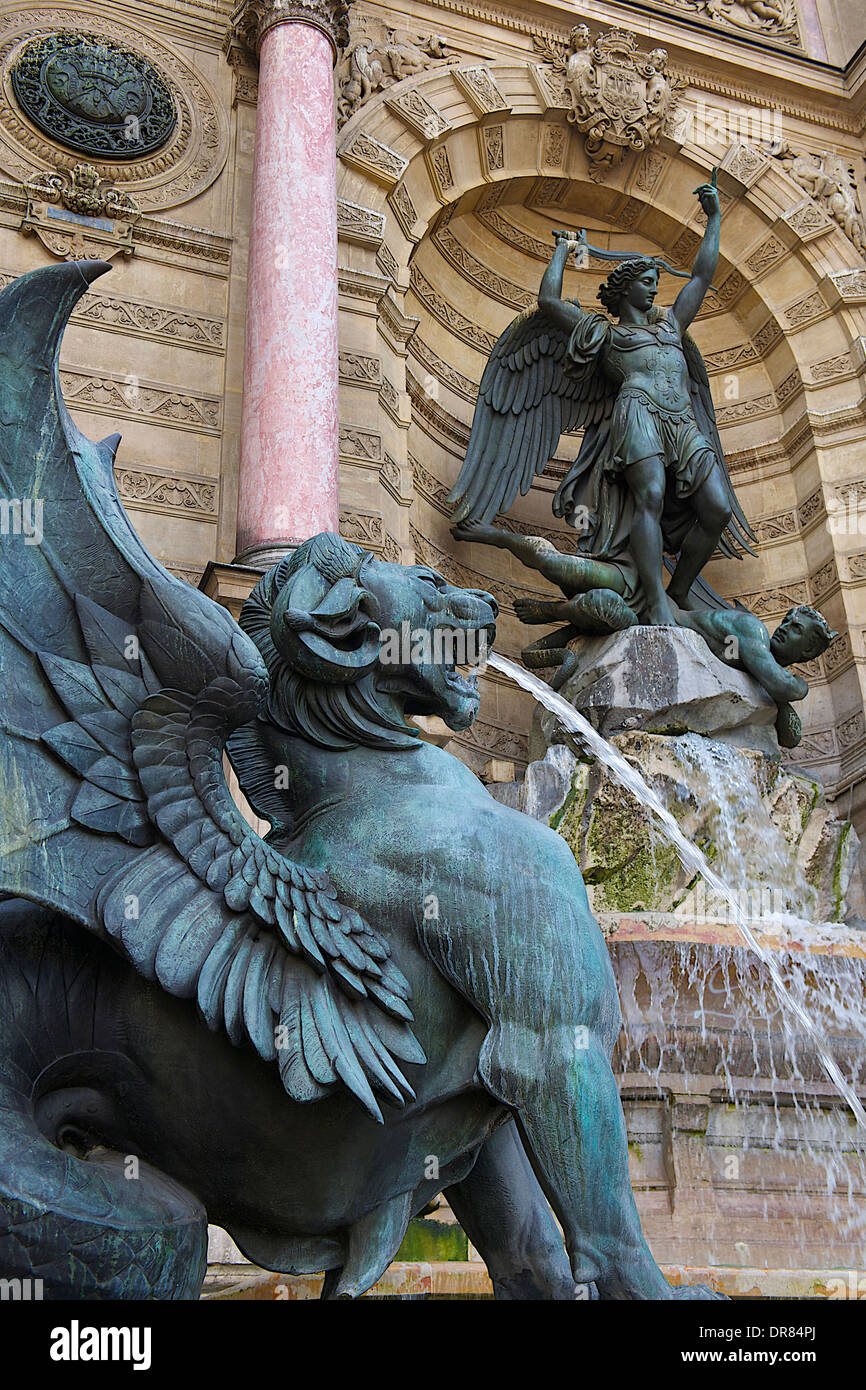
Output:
[{"xmin": 0, "ymin": 2, "xmax": 248, "ymax": 583}]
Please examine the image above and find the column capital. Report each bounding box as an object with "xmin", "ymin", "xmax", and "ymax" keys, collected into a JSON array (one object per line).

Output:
[{"xmin": 227, "ymin": 0, "xmax": 350, "ymax": 63}]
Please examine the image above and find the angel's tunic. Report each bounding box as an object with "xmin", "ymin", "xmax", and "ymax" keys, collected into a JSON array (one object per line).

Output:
[
  {"xmin": 605, "ymin": 318, "xmax": 716, "ymax": 499},
  {"xmin": 573, "ymin": 307, "xmax": 715, "ymax": 497},
  {"xmin": 555, "ymin": 308, "xmax": 720, "ymax": 615}
]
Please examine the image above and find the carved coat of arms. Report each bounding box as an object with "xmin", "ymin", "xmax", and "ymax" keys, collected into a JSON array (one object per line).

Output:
[{"xmin": 534, "ymin": 26, "xmax": 682, "ymax": 180}]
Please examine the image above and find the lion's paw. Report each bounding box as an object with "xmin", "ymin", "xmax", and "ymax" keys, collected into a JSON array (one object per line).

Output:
[{"xmin": 671, "ymin": 1283, "xmax": 728, "ymax": 1300}]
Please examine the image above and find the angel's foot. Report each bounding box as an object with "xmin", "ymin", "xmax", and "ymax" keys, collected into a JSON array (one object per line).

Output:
[
  {"xmin": 451, "ymin": 521, "xmax": 503, "ymax": 546},
  {"xmin": 645, "ymin": 597, "xmax": 678, "ymax": 626},
  {"xmin": 514, "ymin": 597, "xmax": 565, "ymax": 624}
]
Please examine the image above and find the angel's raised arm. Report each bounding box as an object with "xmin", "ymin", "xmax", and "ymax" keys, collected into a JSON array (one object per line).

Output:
[
  {"xmin": 673, "ymin": 178, "xmax": 721, "ymax": 330},
  {"xmin": 538, "ymin": 232, "xmax": 589, "ymax": 331}
]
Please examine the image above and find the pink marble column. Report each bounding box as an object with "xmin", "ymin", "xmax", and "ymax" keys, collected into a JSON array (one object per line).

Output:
[{"xmin": 234, "ymin": 6, "xmax": 344, "ymax": 567}]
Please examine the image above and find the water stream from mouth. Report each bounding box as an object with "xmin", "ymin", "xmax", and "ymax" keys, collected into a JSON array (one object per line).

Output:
[{"xmin": 488, "ymin": 650, "xmax": 866, "ymax": 1131}]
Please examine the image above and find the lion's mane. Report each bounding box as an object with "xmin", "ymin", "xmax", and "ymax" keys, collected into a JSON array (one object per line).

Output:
[{"xmin": 238, "ymin": 532, "xmax": 419, "ymax": 751}]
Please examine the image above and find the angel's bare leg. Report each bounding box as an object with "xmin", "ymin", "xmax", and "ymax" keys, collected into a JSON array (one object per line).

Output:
[
  {"xmin": 623, "ymin": 456, "xmax": 676, "ymax": 625},
  {"xmin": 666, "ymin": 468, "xmax": 732, "ymax": 608},
  {"xmin": 451, "ymin": 521, "xmax": 623, "ymax": 599}
]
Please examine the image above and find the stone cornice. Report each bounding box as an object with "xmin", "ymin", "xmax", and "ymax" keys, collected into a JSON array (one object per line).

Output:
[
  {"xmin": 227, "ymin": 0, "xmax": 349, "ymax": 60},
  {"xmin": 422, "ymin": 0, "xmax": 807, "ymax": 59}
]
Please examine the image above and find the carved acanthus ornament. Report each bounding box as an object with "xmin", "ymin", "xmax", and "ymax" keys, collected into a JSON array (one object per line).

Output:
[
  {"xmin": 532, "ymin": 27, "xmax": 683, "ymax": 181},
  {"xmin": 769, "ymin": 143, "xmax": 866, "ymax": 258},
  {"xmin": 336, "ymin": 18, "xmax": 454, "ymax": 126},
  {"xmin": 229, "ymin": 0, "xmax": 350, "ymax": 62}
]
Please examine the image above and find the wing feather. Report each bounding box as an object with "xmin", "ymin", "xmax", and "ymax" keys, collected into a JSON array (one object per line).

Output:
[
  {"xmin": 448, "ymin": 306, "xmax": 615, "ymax": 525},
  {"xmin": 0, "ymin": 260, "xmax": 423, "ymax": 1124}
]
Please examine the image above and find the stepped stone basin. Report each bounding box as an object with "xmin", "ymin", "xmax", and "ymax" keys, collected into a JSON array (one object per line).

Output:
[
  {"xmin": 607, "ymin": 917, "xmax": 866, "ymax": 1274},
  {"xmin": 485, "ymin": 629, "xmax": 866, "ymax": 1278}
]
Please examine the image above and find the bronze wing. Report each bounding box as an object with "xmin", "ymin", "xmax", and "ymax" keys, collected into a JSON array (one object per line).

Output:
[
  {"xmin": 447, "ymin": 307, "xmax": 614, "ymax": 525},
  {"xmin": 681, "ymin": 328, "xmax": 757, "ymax": 559},
  {"xmin": 0, "ymin": 261, "xmax": 423, "ymax": 1124}
]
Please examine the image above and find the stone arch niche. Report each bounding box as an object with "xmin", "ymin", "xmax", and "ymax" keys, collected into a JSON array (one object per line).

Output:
[{"xmin": 336, "ymin": 60, "xmax": 866, "ymax": 811}]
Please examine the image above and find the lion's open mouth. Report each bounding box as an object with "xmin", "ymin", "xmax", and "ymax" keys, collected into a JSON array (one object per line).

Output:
[
  {"xmin": 401, "ymin": 622, "xmax": 491, "ymax": 718},
  {"xmin": 441, "ymin": 620, "xmax": 492, "ymax": 697},
  {"xmin": 442, "ymin": 660, "xmax": 479, "ymax": 698}
]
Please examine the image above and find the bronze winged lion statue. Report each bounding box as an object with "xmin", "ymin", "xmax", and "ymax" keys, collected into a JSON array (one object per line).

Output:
[{"xmin": 0, "ymin": 261, "xmax": 720, "ymax": 1299}]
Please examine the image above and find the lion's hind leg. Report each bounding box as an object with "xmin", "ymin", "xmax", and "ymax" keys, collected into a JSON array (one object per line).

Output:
[{"xmin": 445, "ymin": 1119, "xmax": 578, "ymax": 1300}]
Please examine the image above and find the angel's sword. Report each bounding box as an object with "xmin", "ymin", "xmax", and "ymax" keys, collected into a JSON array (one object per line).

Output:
[
  {"xmin": 565, "ymin": 167, "xmax": 719, "ymax": 283},
  {"xmin": 571, "ymin": 235, "xmax": 692, "ymax": 279}
]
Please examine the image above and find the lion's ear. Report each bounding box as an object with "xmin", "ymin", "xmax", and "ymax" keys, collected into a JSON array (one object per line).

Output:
[{"xmin": 269, "ymin": 560, "xmax": 380, "ymax": 683}]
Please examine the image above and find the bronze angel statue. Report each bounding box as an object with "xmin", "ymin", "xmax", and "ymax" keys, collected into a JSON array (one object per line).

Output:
[{"xmin": 450, "ymin": 172, "xmax": 757, "ymax": 628}]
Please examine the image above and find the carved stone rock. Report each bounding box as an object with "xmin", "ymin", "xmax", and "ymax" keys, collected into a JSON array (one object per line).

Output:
[
  {"xmin": 530, "ymin": 626, "xmax": 780, "ymax": 761},
  {"xmin": 504, "ymin": 736, "xmax": 862, "ymax": 924},
  {"xmin": 26, "ymin": 163, "xmax": 140, "ymax": 221}
]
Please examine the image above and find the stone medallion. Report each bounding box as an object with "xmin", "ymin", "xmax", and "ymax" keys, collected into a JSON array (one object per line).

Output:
[
  {"xmin": 11, "ymin": 32, "xmax": 176, "ymax": 159},
  {"xmin": 0, "ymin": 11, "xmax": 229, "ymax": 212}
]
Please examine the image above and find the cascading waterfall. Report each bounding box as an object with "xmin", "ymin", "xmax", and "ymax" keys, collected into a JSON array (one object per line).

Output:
[
  {"xmin": 645, "ymin": 732, "xmax": 819, "ymax": 924},
  {"xmin": 488, "ymin": 651, "xmax": 866, "ymax": 1134}
]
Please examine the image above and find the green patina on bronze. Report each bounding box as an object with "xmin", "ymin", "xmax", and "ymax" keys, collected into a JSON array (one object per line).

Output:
[
  {"xmin": 11, "ymin": 32, "xmax": 176, "ymax": 159},
  {"xmin": 0, "ymin": 261, "xmax": 722, "ymax": 1302}
]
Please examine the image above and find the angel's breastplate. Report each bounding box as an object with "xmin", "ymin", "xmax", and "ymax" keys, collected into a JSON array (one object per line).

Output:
[{"xmin": 603, "ymin": 317, "xmax": 691, "ymax": 411}]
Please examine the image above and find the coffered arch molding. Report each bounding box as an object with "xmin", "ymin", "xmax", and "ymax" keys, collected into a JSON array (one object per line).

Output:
[
  {"xmin": 337, "ymin": 61, "xmax": 865, "ymax": 387},
  {"xmin": 336, "ymin": 61, "xmax": 866, "ymax": 550}
]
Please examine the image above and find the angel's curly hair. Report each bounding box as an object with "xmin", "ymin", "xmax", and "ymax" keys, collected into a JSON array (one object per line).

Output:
[{"xmin": 597, "ymin": 257, "xmax": 659, "ymax": 315}]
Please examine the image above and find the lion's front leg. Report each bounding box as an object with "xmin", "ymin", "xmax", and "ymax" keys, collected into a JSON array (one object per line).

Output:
[
  {"xmin": 479, "ymin": 1014, "xmax": 723, "ymax": 1300},
  {"xmin": 478, "ymin": 1012, "xmax": 678, "ymax": 1298},
  {"xmin": 445, "ymin": 1119, "xmax": 579, "ymax": 1300},
  {"xmin": 420, "ymin": 831, "xmax": 723, "ymax": 1300}
]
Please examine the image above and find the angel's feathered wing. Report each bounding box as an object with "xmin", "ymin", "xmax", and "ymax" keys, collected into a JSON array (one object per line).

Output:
[
  {"xmin": 680, "ymin": 328, "xmax": 756, "ymax": 559},
  {"xmin": 0, "ymin": 261, "xmax": 424, "ymax": 1121},
  {"xmin": 447, "ymin": 307, "xmax": 613, "ymax": 524}
]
